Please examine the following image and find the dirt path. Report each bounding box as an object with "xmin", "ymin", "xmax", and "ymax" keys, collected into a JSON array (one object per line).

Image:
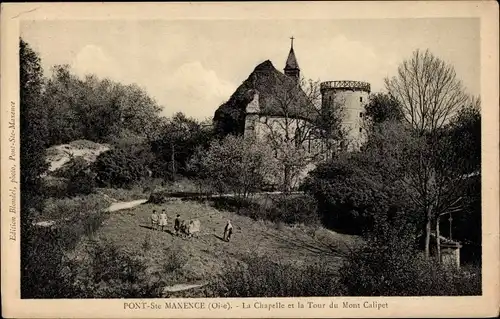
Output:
[
  {"xmin": 163, "ymin": 283, "xmax": 206, "ymax": 293},
  {"xmin": 106, "ymin": 199, "xmax": 149, "ymax": 212}
]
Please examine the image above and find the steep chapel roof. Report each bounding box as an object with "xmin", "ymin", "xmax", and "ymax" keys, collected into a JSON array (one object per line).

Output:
[
  {"xmin": 213, "ymin": 39, "xmax": 315, "ymax": 135},
  {"xmin": 214, "ymin": 60, "xmax": 315, "ymax": 126}
]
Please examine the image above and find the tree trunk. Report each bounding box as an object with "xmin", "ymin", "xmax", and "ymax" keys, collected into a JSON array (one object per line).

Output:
[
  {"xmin": 171, "ymin": 143, "xmax": 176, "ymax": 181},
  {"xmin": 436, "ymin": 215, "xmax": 441, "ymax": 263},
  {"xmin": 424, "ymin": 209, "xmax": 432, "ymax": 259},
  {"xmin": 283, "ymin": 166, "xmax": 290, "ymax": 193}
]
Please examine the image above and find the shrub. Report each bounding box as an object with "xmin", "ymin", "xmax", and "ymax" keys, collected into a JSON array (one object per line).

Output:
[
  {"xmin": 82, "ymin": 213, "xmax": 108, "ymax": 239},
  {"xmin": 70, "ymin": 240, "xmax": 164, "ymax": 298},
  {"xmin": 66, "ymin": 169, "xmax": 97, "ymax": 196},
  {"xmin": 142, "ymin": 235, "xmax": 152, "ymax": 251},
  {"xmin": 163, "ymin": 245, "xmax": 188, "ymax": 273},
  {"xmin": 205, "ymin": 255, "xmax": 341, "ymax": 297},
  {"xmin": 42, "ymin": 194, "xmax": 109, "ymax": 222},
  {"xmin": 49, "ymin": 156, "xmax": 97, "ymax": 197},
  {"xmin": 96, "ymin": 184, "xmax": 151, "ymax": 202},
  {"xmin": 211, "ymin": 194, "xmax": 320, "ymax": 227},
  {"xmin": 338, "ymin": 229, "xmax": 482, "ymax": 296},
  {"xmin": 42, "ymin": 176, "xmax": 69, "ymax": 198},
  {"xmin": 21, "ymin": 226, "xmax": 78, "ymax": 298},
  {"xmin": 93, "ymin": 146, "xmax": 153, "ymax": 189},
  {"xmin": 41, "ymin": 195, "xmax": 110, "ymax": 250},
  {"xmin": 268, "ymin": 194, "xmax": 320, "ymax": 226},
  {"xmin": 53, "ymin": 156, "xmax": 89, "ymax": 179}
]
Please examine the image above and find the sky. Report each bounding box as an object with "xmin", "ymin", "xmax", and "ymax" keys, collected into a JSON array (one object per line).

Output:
[{"xmin": 21, "ymin": 18, "xmax": 480, "ymax": 121}]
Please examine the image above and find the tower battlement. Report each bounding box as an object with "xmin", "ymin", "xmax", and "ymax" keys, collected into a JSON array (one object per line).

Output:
[{"xmin": 320, "ymin": 80, "xmax": 371, "ymax": 94}]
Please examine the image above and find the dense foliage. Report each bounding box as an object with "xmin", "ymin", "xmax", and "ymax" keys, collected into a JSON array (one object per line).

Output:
[
  {"xmin": 364, "ymin": 92, "xmax": 404, "ymax": 126},
  {"xmin": 205, "ymin": 255, "xmax": 340, "ymax": 297},
  {"xmin": 303, "ymin": 121, "xmax": 417, "ymax": 234},
  {"xmin": 150, "ymin": 112, "xmax": 214, "ymax": 180},
  {"xmin": 20, "ymin": 38, "xmax": 50, "ymax": 298},
  {"xmin": 190, "ymin": 135, "xmax": 279, "ymax": 198},
  {"xmin": 93, "ymin": 144, "xmax": 154, "ymax": 189},
  {"xmin": 43, "ymin": 65, "xmax": 164, "ymax": 146}
]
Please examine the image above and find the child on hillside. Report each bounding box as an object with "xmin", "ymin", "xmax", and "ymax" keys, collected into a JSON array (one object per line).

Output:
[
  {"xmin": 223, "ymin": 220, "xmax": 233, "ymax": 242},
  {"xmin": 151, "ymin": 210, "xmax": 159, "ymax": 231},
  {"xmin": 174, "ymin": 214, "xmax": 181, "ymax": 236},
  {"xmin": 159, "ymin": 209, "xmax": 168, "ymax": 231}
]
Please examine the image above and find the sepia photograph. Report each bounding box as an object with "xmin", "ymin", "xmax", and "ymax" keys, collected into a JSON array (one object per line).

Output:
[{"xmin": 2, "ymin": 2, "xmax": 499, "ymax": 318}]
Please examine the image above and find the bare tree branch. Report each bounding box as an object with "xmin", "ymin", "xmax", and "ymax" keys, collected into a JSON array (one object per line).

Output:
[{"xmin": 385, "ymin": 49, "xmax": 468, "ymax": 136}]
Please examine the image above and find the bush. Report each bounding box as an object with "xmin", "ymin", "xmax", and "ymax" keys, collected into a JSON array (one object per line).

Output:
[
  {"xmin": 66, "ymin": 169, "xmax": 97, "ymax": 196},
  {"xmin": 42, "ymin": 194, "xmax": 110, "ymax": 222},
  {"xmin": 268, "ymin": 194, "xmax": 320, "ymax": 226},
  {"xmin": 93, "ymin": 146, "xmax": 153, "ymax": 189},
  {"xmin": 24, "ymin": 219, "xmax": 163, "ymax": 298},
  {"xmin": 210, "ymin": 194, "xmax": 320, "ymax": 226},
  {"xmin": 53, "ymin": 156, "xmax": 89, "ymax": 179},
  {"xmin": 338, "ymin": 232, "xmax": 482, "ymax": 296},
  {"xmin": 69, "ymin": 240, "xmax": 164, "ymax": 298},
  {"xmin": 42, "ymin": 176, "xmax": 69, "ymax": 198},
  {"xmin": 23, "ymin": 195, "xmax": 109, "ymax": 298},
  {"xmin": 41, "ymin": 195, "xmax": 111, "ymax": 250},
  {"xmin": 21, "ymin": 226, "xmax": 78, "ymax": 298},
  {"xmin": 162, "ymin": 245, "xmax": 188, "ymax": 273},
  {"xmin": 49, "ymin": 156, "xmax": 97, "ymax": 196},
  {"xmin": 205, "ymin": 255, "xmax": 340, "ymax": 297}
]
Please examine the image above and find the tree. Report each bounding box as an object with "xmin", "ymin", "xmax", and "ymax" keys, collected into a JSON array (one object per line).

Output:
[
  {"xmin": 43, "ymin": 65, "xmax": 86, "ymax": 145},
  {"xmin": 190, "ymin": 135, "xmax": 279, "ymax": 199},
  {"xmin": 435, "ymin": 96, "xmax": 481, "ymax": 263},
  {"xmin": 93, "ymin": 145, "xmax": 154, "ymax": 189},
  {"xmin": 447, "ymin": 96, "xmax": 481, "ymax": 174},
  {"xmin": 305, "ymin": 117, "xmax": 474, "ymax": 260},
  {"xmin": 43, "ymin": 66, "xmax": 164, "ymax": 146},
  {"xmin": 385, "ymin": 49, "xmax": 469, "ymax": 136},
  {"xmin": 304, "ymin": 121, "xmax": 416, "ymax": 234},
  {"xmin": 20, "ymin": 38, "xmax": 50, "ymax": 297},
  {"xmin": 151, "ymin": 112, "xmax": 214, "ymax": 180},
  {"xmin": 364, "ymin": 92, "xmax": 404, "ymax": 126}
]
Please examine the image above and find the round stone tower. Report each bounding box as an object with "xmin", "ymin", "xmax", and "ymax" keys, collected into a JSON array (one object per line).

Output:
[{"xmin": 320, "ymin": 80, "xmax": 371, "ymax": 149}]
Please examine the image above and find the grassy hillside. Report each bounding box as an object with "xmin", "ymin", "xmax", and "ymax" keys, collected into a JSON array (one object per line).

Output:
[{"xmin": 71, "ymin": 199, "xmax": 361, "ymax": 296}]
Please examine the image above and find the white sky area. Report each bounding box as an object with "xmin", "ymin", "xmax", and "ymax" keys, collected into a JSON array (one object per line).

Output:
[{"xmin": 21, "ymin": 19, "xmax": 479, "ymax": 121}]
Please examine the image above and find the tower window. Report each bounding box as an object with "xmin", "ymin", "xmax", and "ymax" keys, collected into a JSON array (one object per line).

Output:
[
  {"xmin": 359, "ymin": 127, "xmax": 363, "ymax": 133},
  {"xmin": 359, "ymin": 112, "xmax": 363, "ymax": 118},
  {"xmin": 360, "ymin": 97, "xmax": 363, "ymax": 102}
]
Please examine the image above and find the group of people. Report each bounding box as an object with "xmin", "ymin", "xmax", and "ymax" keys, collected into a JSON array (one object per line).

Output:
[
  {"xmin": 150, "ymin": 210, "xmax": 182, "ymax": 235},
  {"xmin": 150, "ymin": 209, "xmax": 234, "ymax": 242}
]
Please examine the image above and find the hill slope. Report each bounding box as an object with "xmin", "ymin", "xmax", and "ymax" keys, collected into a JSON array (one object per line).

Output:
[{"xmin": 75, "ymin": 199, "xmax": 360, "ymax": 294}]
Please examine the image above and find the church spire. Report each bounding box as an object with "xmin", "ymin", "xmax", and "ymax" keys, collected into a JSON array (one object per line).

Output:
[{"xmin": 284, "ymin": 36, "xmax": 300, "ymax": 81}]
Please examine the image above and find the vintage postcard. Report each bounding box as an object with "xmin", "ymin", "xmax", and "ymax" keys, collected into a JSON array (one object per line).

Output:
[{"xmin": 1, "ymin": 1, "xmax": 499, "ymax": 318}]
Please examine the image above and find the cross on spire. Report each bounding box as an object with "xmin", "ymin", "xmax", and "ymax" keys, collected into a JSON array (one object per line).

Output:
[{"xmin": 284, "ymin": 36, "xmax": 300, "ymax": 81}]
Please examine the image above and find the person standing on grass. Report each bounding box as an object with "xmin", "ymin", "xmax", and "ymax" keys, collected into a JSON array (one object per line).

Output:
[
  {"xmin": 174, "ymin": 214, "xmax": 181, "ymax": 236},
  {"xmin": 223, "ymin": 220, "xmax": 233, "ymax": 242},
  {"xmin": 159, "ymin": 209, "xmax": 168, "ymax": 232},
  {"xmin": 151, "ymin": 210, "xmax": 159, "ymax": 231}
]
